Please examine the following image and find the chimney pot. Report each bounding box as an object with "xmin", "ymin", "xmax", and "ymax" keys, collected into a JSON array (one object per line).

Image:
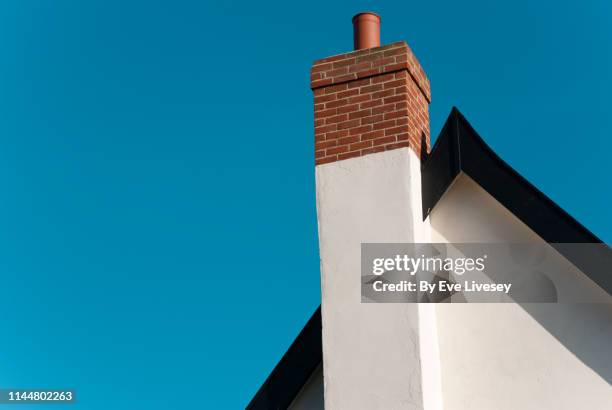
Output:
[{"xmin": 352, "ymin": 12, "xmax": 381, "ymax": 50}]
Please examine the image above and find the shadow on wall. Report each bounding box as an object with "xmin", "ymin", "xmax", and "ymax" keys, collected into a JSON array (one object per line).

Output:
[
  {"xmin": 428, "ymin": 174, "xmax": 612, "ymax": 388},
  {"xmin": 520, "ymin": 302, "xmax": 612, "ymax": 385}
]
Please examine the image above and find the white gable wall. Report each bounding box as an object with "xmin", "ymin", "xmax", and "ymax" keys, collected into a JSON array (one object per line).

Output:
[{"xmin": 430, "ymin": 174, "xmax": 612, "ymax": 410}]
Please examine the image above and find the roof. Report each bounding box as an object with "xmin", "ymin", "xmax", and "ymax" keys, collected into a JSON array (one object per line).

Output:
[
  {"xmin": 246, "ymin": 307, "xmax": 322, "ymax": 409},
  {"xmin": 247, "ymin": 107, "xmax": 611, "ymax": 409},
  {"xmin": 422, "ymin": 108, "xmax": 611, "ymax": 294}
]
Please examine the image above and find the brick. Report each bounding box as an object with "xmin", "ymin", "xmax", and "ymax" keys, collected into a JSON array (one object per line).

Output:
[
  {"xmin": 385, "ymin": 125, "xmax": 410, "ymax": 136},
  {"xmin": 361, "ymin": 129, "xmax": 385, "ymax": 141},
  {"xmin": 311, "ymin": 78, "xmax": 333, "ymax": 88},
  {"xmin": 396, "ymin": 117, "xmax": 409, "ymax": 126},
  {"xmin": 324, "ymin": 83, "xmax": 348, "ymax": 94},
  {"xmin": 315, "ymin": 93, "xmax": 337, "ymax": 104},
  {"xmin": 360, "ymin": 99, "xmax": 383, "ymax": 109},
  {"xmin": 315, "ymin": 150, "xmax": 325, "ymax": 159},
  {"xmin": 315, "ymin": 124, "xmax": 336, "ymax": 135},
  {"xmin": 337, "ymin": 88, "xmax": 360, "ymax": 99},
  {"xmin": 360, "ymin": 84, "xmax": 383, "ymax": 94},
  {"xmin": 383, "ymin": 79, "xmax": 408, "ymax": 89},
  {"xmin": 337, "ymin": 103, "xmax": 360, "ymax": 114},
  {"xmin": 327, "ymin": 67, "xmax": 349, "ymax": 77},
  {"xmin": 337, "ymin": 119, "xmax": 361, "ymax": 130},
  {"xmin": 349, "ymin": 109, "xmax": 371, "ymax": 120},
  {"xmin": 349, "ymin": 140, "xmax": 373, "ymax": 151},
  {"xmin": 396, "ymin": 133, "xmax": 410, "ymax": 141},
  {"xmin": 395, "ymin": 53, "xmax": 408, "ymax": 63},
  {"xmin": 383, "ymin": 95, "xmax": 406, "ymax": 104},
  {"xmin": 315, "ymin": 140, "xmax": 337, "ymax": 151},
  {"xmin": 384, "ymin": 110, "xmax": 409, "ymax": 120},
  {"xmin": 316, "ymin": 155, "xmax": 338, "ymax": 165},
  {"xmin": 372, "ymin": 57, "xmax": 396, "ymax": 68},
  {"xmin": 361, "ymin": 114, "xmax": 384, "ymax": 125},
  {"xmin": 348, "ymin": 62, "xmax": 372, "ymax": 73},
  {"xmin": 356, "ymin": 53, "xmax": 384, "ymax": 63},
  {"xmin": 348, "ymin": 94, "xmax": 371, "ymax": 104},
  {"xmin": 385, "ymin": 141, "xmax": 411, "ymax": 150},
  {"xmin": 326, "ymin": 98, "xmax": 349, "ymax": 109},
  {"xmin": 326, "ymin": 129, "xmax": 350, "ymax": 140},
  {"xmin": 338, "ymin": 150, "xmax": 361, "ymax": 161},
  {"xmin": 316, "ymin": 107, "xmax": 336, "ymax": 118},
  {"xmin": 372, "ymin": 103, "xmax": 396, "ymax": 115},
  {"xmin": 372, "ymin": 89, "xmax": 395, "ymax": 99},
  {"xmin": 372, "ymin": 73, "xmax": 395, "ymax": 84},
  {"xmin": 332, "ymin": 58, "xmax": 356, "ymax": 68},
  {"xmin": 347, "ymin": 78, "xmax": 371, "ymax": 89},
  {"xmin": 326, "ymin": 145, "xmax": 349, "ymax": 155},
  {"xmin": 384, "ymin": 47, "xmax": 407, "ymax": 57},
  {"xmin": 338, "ymin": 135, "xmax": 360, "ymax": 145},
  {"xmin": 356, "ymin": 69, "xmax": 381, "ymax": 79},
  {"xmin": 372, "ymin": 119, "xmax": 397, "ymax": 130},
  {"xmin": 325, "ymin": 113, "xmax": 348, "ymax": 124},
  {"xmin": 382, "ymin": 63, "xmax": 409, "ymax": 74},
  {"xmin": 373, "ymin": 136, "xmax": 396, "ymax": 145},
  {"xmin": 394, "ymin": 85, "xmax": 410, "ymax": 95},
  {"xmin": 349, "ymin": 125, "xmax": 373, "ymax": 135},
  {"xmin": 362, "ymin": 145, "xmax": 387, "ymax": 155},
  {"xmin": 312, "ymin": 62, "xmax": 333, "ymax": 73},
  {"xmin": 334, "ymin": 73, "xmax": 358, "ymax": 83}
]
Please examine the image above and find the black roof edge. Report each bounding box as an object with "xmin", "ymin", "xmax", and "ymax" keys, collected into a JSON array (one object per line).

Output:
[
  {"xmin": 246, "ymin": 306, "xmax": 322, "ymax": 410},
  {"xmin": 422, "ymin": 107, "xmax": 612, "ymax": 294}
]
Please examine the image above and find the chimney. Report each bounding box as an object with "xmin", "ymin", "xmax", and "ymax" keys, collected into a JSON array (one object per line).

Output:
[
  {"xmin": 311, "ymin": 14, "xmax": 431, "ymax": 165},
  {"xmin": 312, "ymin": 14, "xmax": 442, "ymax": 410}
]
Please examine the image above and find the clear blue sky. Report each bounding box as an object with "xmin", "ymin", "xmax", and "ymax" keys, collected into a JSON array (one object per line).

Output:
[{"xmin": 0, "ymin": 1, "xmax": 609, "ymax": 408}]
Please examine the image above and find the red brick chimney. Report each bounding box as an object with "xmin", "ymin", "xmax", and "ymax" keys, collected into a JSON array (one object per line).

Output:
[{"xmin": 311, "ymin": 13, "xmax": 431, "ymax": 165}]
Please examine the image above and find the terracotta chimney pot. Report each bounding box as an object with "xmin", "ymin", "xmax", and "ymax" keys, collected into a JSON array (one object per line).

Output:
[{"xmin": 352, "ymin": 12, "xmax": 381, "ymax": 50}]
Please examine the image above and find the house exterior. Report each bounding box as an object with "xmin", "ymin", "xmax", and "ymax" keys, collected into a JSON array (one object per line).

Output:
[{"xmin": 248, "ymin": 12, "xmax": 612, "ymax": 410}]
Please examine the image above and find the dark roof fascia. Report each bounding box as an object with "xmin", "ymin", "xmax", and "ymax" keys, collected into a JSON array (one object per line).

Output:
[
  {"xmin": 246, "ymin": 306, "xmax": 322, "ymax": 410},
  {"xmin": 421, "ymin": 107, "xmax": 612, "ymax": 294}
]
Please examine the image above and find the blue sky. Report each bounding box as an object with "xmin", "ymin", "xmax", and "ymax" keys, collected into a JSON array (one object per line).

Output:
[{"xmin": 0, "ymin": 1, "xmax": 609, "ymax": 408}]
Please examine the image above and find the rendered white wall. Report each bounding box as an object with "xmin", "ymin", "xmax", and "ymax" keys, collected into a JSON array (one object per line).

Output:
[
  {"xmin": 430, "ymin": 174, "xmax": 612, "ymax": 410},
  {"xmin": 315, "ymin": 148, "xmax": 442, "ymax": 410}
]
